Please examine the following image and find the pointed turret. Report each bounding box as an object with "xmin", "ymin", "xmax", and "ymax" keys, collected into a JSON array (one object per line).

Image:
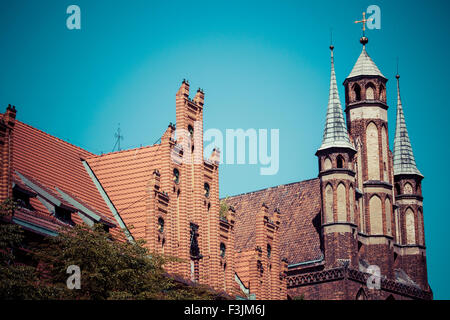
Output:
[
  {"xmin": 318, "ymin": 46, "xmax": 355, "ymax": 152},
  {"xmin": 393, "ymin": 75, "xmax": 423, "ymax": 177},
  {"xmin": 347, "ymin": 46, "xmax": 385, "ymax": 79}
]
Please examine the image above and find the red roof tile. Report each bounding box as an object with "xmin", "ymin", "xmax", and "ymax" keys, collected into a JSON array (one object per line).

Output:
[
  {"xmin": 86, "ymin": 145, "xmax": 160, "ymax": 241},
  {"xmin": 226, "ymin": 178, "xmax": 323, "ymax": 265},
  {"xmin": 11, "ymin": 120, "xmax": 122, "ymax": 238}
]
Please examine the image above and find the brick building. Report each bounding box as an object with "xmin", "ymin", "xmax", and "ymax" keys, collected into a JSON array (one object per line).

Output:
[{"xmin": 0, "ymin": 36, "xmax": 431, "ymax": 300}]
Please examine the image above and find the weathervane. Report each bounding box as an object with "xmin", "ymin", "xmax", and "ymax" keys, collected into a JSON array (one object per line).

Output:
[{"xmin": 354, "ymin": 12, "xmax": 372, "ymax": 45}]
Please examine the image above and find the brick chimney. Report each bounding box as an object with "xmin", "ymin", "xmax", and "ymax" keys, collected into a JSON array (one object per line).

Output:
[{"xmin": 0, "ymin": 105, "xmax": 17, "ymax": 203}]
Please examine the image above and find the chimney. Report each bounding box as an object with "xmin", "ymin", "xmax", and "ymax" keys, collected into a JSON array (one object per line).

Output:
[{"xmin": 0, "ymin": 105, "xmax": 17, "ymax": 203}]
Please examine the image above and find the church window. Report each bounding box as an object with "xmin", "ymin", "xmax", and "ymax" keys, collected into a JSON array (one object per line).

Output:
[
  {"xmin": 353, "ymin": 83, "xmax": 361, "ymax": 101},
  {"xmin": 188, "ymin": 125, "xmax": 194, "ymax": 137},
  {"xmin": 404, "ymin": 183, "xmax": 413, "ymax": 194},
  {"xmin": 336, "ymin": 155, "xmax": 344, "ymax": 168},
  {"xmin": 337, "ymin": 183, "xmax": 347, "ymax": 222},
  {"xmin": 220, "ymin": 242, "xmax": 226, "ymax": 258},
  {"xmin": 324, "ymin": 157, "xmax": 332, "ymax": 170},
  {"xmin": 158, "ymin": 217, "xmax": 164, "ymax": 233},
  {"xmin": 325, "ymin": 184, "xmax": 334, "ymax": 223},
  {"xmin": 173, "ymin": 168, "xmax": 180, "ymax": 184},
  {"xmin": 405, "ymin": 208, "xmax": 416, "ymax": 244},
  {"xmin": 366, "ymin": 83, "xmax": 375, "ymax": 100},
  {"xmin": 369, "ymin": 195, "xmax": 383, "ymax": 235},
  {"xmin": 385, "ymin": 198, "xmax": 392, "ymax": 235},
  {"xmin": 356, "ymin": 288, "xmax": 367, "ymax": 300},
  {"xmin": 349, "ymin": 185, "xmax": 355, "ymax": 223},
  {"xmin": 204, "ymin": 183, "xmax": 210, "ymax": 198},
  {"xmin": 267, "ymin": 244, "xmax": 272, "ymax": 258},
  {"xmin": 395, "ymin": 183, "xmax": 401, "ymax": 196},
  {"xmin": 366, "ymin": 122, "xmax": 380, "ymax": 180},
  {"xmin": 379, "ymin": 85, "xmax": 385, "ymax": 102}
]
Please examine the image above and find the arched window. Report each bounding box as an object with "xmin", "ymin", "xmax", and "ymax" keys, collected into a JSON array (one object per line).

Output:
[
  {"xmin": 379, "ymin": 85, "xmax": 385, "ymax": 102},
  {"xmin": 188, "ymin": 125, "xmax": 194, "ymax": 137},
  {"xmin": 366, "ymin": 83, "xmax": 375, "ymax": 100},
  {"xmin": 349, "ymin": 185, "xmax": 355, "ymax": 223},
  {"xmin": 395, "ymin": 183, "xmax": 401, "ymax": 196},
  {"xmin": 220, "ymin": 242, "xmax": 226, "ymax": 258},
  {"xmin": 385, "ymin": 198, "xmax": 392, "ymax": 236},
  {"xmin": 418, "ymin": 208, "xmax": 424, "ymax": 245},
  {"xmin": 323, "ymin": 157, "xmax": 332, "ymax": 170},
  {"xmin": 336, "ymin": 155, "xmax": 344, "ymax": 169},
  {"xmin": 337, "ymin": 183, "xmax": 347, "ymax": 222},
  {"xmin": 404, "ymin": 183, "xmax": 413, "ymax": 194},
  {"xmin": 405, "ymin": 208, "xmax": 416, "ymax": 244},
  {"xmin": 158, "ymin": 217, "xmax": 164, "ymax": 233},
  {"xmin": 356, "ymin": 288, "xmax": 367, "ymax": 300},
  {"xmin": 204, "ymin": 183, "xmax": 210, "ymax": 198},
  {"xmin": 173, "ymin": 168, "xmax": 180, "ymax": 184},
  {"xmin": 325, "ymin": 184, "xmax": 333, "ymax": 223},
  {"xmin": 366, "ymin": 122, "xmax": 380, "ymax": 180},
  {"xmin": 369, "ymin": 195, "xmax": 383, "ymax": 235},
  {"xmin": 353, "ymin": 83, "xmax": 361, "ymax": 101},
  {"xmin": 381, "ymin": 126, "xmax": 388, "ymax": 182},
  {"xmin": 267, "ymin": 244, "xmax": 272, "ymax": 258}
]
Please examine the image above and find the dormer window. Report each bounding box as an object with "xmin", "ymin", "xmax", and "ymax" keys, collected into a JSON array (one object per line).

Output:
[
  {"xmin": 55, "ymin": 206, "xmax": 73, "ymax": 224},
  {"xmin": 13, "ymin": 188, "xmax": 32, "ymax": 210}
]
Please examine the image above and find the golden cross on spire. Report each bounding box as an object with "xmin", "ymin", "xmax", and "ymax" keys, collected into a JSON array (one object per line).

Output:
[{"xmin": 354, "ymin": 12, "xmax": 372, "ymax": 35}]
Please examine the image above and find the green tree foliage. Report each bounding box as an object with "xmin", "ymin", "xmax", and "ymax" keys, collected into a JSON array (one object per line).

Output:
[{"xmin": 0, "ymin": 200, "xmax": 227, "ymax": 300}]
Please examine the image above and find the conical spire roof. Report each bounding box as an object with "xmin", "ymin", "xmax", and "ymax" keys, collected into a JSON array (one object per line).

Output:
[
  {"xmin": 318, "ymin": 46, "xmax": 355, "ymax": 152},
  {"xmin": 393, "ymin": 75, "xmax": 423, "ymax": 177},
  {"xmin": 347, "ymin": 46, "xmax": 385, "ymax": 79}
]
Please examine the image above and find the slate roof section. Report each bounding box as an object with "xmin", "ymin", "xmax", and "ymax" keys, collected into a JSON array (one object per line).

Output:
[
  {"xmin": 86, "ymin": 145, "xmax": 160, "ymax": 241},
  {"xmin": 347, "ymin": 46, "xmax": 385, "ymax": 79},
  {"xmin": 225, "ymin": 178, "xmax": 323, "ymax": 266},
  {"xmin": 318, "ymin": 47, "xmax": 354, "ymax": 152},
  {"xmin": 11, "ymin": 120, "xmax": 122, "ymax": 238},
  {"xmin": 393, "ymin": 76, "xmax": 423, "ymax": 177}
]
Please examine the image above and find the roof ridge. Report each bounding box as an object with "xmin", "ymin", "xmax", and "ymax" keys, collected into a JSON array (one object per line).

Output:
[
  {"xmin": 223, "ymin": 177, "xmax": 318, "ymax": 200},
  {"xmin": 14, "ymin": 119, "xmax": 94, "ymax": 156},
  {"xmin": 87, "ymin": 143, "xmax": 161, "ymax": 159}
]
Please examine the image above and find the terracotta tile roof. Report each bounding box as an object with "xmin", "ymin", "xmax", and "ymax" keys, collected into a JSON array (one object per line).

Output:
[
  {"xmin": 225, "ymin": 178, "xmax": 323, "ymax": 266},
  {"xmin": 11, "ymin": 120, "xmax": 122, "ymax": 238},
  {"xmin": 86, "ymin": 144, "xmax": 161, "ymax": 241}
]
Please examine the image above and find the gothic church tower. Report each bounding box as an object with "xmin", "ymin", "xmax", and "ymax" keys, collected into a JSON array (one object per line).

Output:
[{"xmin": 316, "ymin": 45, "xmax": 358, "ymax": 268}]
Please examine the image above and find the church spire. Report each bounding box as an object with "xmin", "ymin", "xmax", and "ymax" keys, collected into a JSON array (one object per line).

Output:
[
  {"xmin": 393, "ymin": 74, "xmax": 423, "ymax": 177},
  {"xmin": 317, "ymin": 46, "xmax": 354, "ymax": 152}
]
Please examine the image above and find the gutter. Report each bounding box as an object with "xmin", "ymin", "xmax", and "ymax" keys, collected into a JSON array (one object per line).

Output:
[{"xmin": 288, "ymin": 254, "xmax": 324, "ymax": 269}]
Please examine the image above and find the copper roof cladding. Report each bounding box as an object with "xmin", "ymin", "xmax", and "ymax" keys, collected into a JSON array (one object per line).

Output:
[
  {"xmin": 86, "ymin": 144, "xmax": 160, "ymax": 242},
  {"xmin": 12, "ymin": 120, "xmax": 122, "ymax": 238},
  {"xmin": 225, "ymin": 178, "xmax": 323, "ymax": 266}
]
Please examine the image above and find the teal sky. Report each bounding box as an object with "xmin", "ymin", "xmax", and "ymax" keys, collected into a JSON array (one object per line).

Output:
[{"xmin": 1, "ymin": 0, "xmax": 449, "ymax": 299}]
